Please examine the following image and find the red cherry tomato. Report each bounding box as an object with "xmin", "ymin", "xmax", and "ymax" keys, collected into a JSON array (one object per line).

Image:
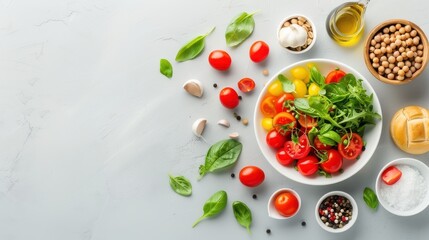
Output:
[
  {"xmin": 272, "ymin": 112, "xmax": 296, "ymax": 136},
  {"xmin": 219, "ymin": 87, "xmax": 239, "ymax": 109},
  {"xmin": 325, "ymin": 69, "xmax": 346, "ymax": 84},
  {"xmin": 314, "ymin": 136, "xmax": 332, "ymax": 151},
  {"xmin": 274, "ymin": 191, "xmax": 299, "ymax": 217},
  {"xmin": 249, "ymin": 41, "xmax": 269, "ymax": 63},
  {"xmin": 276, "ymin": 148, "xmax": 294, "ymax": 166},
  {"xmin": 382, "ymin": 166, "xmax": 402, "ymax": 185},
  {"xmin": 338, "ymin": 133, "xmax": 363, "ymax": 160},
  {"xmin": 321, "ymin": 149, "xmax": 343, "ymax": 174},
  {"xmin": 297, "ymin": 114, "xmax": 317, "ymax": 129},
  {"xmin": 275, "ymin": 93, "xmax": 295, "ymax": 113},
  {"xmin": 239, "ymin": 166, "xmax": 265, "ymax": 187},
  {"xmin": 266, "ymin": 129, "xmax": 286, "ymax": 149},
  {"xmin": 297, "ymin": 155, "xmax": 319, "ymax": 176},
  {"xmin": 237, "ymin": 78, "xmax": 256, "ymax": 93},
  {"xmin": 208, "ymin": 50, "xmax": 231, "ymax": 71},
  {"xmin": 284, "ymin": 134, "xmax": 311, "ymax": 159}
]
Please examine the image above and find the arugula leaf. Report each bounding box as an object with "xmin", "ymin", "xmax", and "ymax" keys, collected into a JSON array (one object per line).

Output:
[
  {"xmin": 225, "ymin": 12, "xmax": 256, "ymax": 47},
  {"xmin": 278, "ymin": 74, "xmax": 295, "ymax": 93}
]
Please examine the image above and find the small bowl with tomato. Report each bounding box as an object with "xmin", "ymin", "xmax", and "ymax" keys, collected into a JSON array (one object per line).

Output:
[
  {"xmin": 253, "ymin": 59, "xmax": 382, "ymax": 185},
  {"xmin": 267, "ymin": 188, "xmax": 301, "ymax": 219},
  {"xmin": 375, "ymin": 158, "xmax": 429, "ymax": 216}
]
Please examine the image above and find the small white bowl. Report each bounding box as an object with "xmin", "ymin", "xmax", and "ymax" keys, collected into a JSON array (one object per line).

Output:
[
  {"xmin": 375, "ymin": 158, "xmax": 429, "ymax": 216},
  {"xmin": 277, "ymin": 14, "xmax": 317, "ymax": 54},
  {"xmin": 267, "ymin": 188, "xmax": 301, "ymax": 219},
  {"xmin": 315, "ymin": 191, "xmax": 358, "ymax": 233}
]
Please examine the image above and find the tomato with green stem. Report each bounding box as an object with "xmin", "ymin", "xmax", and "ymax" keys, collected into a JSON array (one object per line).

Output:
[
  {"xmin": 272, "ymin": 112, "xmax": 296, "ymax": 136},
  {"xmin": 321, "ymin": 149, "xmax": 343, "ymax": 173},
  {"xmin": 338, "ymin": 133, "xmax": 363, "ymax": 160},
  {"xmin": 284, "ymin": 134, "xmax": 311, "ymax": 159},
  {"xmin": 275, "ymin": 93, "xmax": 295, "ymax": 113}
]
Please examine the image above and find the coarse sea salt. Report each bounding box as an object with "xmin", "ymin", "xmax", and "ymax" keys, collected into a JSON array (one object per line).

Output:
[{"xmin": 379, "ymin": 164, "xmax": 427, "ymax": 211}]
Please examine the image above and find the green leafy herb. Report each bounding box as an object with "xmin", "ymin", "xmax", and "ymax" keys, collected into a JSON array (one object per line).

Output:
[
  {"xmin": 193, "ymin": 190, "xmax": 228, "ymax": 227},
  {"xmin": 363, "ymin": 187, "xmax": 378, "ymax": 210},
  {"xmin": 318, "ymin": 169, "xmax": 332, "ymax": 178},
  {"xmin": 232, "ymin": 201, "xmax": 252, "ymax": 233},
  {"xmin": 175, "ymin": 27, "xmax": 215, "ymax": 62},
  {"xmin": 199, "ymin": 139, "xmax": 242, "ymax": 179},
  {"xmin": 225, "ymin": 12, "xmax": 256, "ymax": 47},
  {"xmin": 169, "ymin": 174, "xmax": 192, "ymax": 196},
  {"xmin": 318, "ymin": 130, "xmax": 341, "ymax": 146},
  {"xmin": 278, "ymin": 74, "xmax": 295, "ymax": 93},
  {"xmin": 160, "ymin": 59, "xmax": 173, "ymax": 78},
  {"xmin": 310, "ymin": 66, "xmax": 326, "ymax": 87}
]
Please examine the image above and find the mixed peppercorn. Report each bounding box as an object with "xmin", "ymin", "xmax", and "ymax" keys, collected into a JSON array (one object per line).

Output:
[{"xmin": 318, "ymin": 195, "xmax": 353, "ymax": 229}]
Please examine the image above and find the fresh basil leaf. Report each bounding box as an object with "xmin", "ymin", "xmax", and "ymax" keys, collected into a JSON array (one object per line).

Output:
[
  {"xmin": 310, "ymin": 66, "xmax": 326, "ymax": 87},
  {"xmin": 278, "ymin": 74, "xmax": 295, "ymax": 93},
  {"xmin": 193, "ymin": 190, "xmax": 228, "ymax": 227},
  {"xmin": 175, "ymin": 27, "xmax": 215, "ymax": 62},
  {"xmin": 225, "ymin": 12, "xmax": 256, "ymax": 47},
  {"xmin": 322, "ymin": 130, "xmax": 341, "ymax": 143},
  {"xmin": 160, "ymin": 59, "xmax": 173, "ymax": 78},
  {"xmin": 199, "ymin": 139, "xmax": 242, "ymax": 179},
  {"xmin": 308, "ymin": 127, "xmax": 319, "ymax": 145},
  {"xmin": 232, "ymin": 201, "xmax": 252, "ymax": 233},
  {"xmin": 319, "ymin": 124, "xmax": 333, "ymax": 134},
  {"xmin": 363, "ymin": 187, "xmax": 378, "ymax": 210},
  {"xmin": 317, "ymin": 135, "xmax": 337, "ymax": 146},
  {"xmin": 169, "ymin": 174, "xmax": 192, "ymax": 196}
]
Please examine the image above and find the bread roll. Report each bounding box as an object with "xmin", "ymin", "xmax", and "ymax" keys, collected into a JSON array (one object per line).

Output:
[{"xmin": 390, "ymin": 106, "xmax": 429, "ymax": 154}]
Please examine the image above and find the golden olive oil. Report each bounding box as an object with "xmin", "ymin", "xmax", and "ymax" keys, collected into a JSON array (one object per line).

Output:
[{"xmin": 326, "ymin": 2, "xmax": 366, "ymax": 46}]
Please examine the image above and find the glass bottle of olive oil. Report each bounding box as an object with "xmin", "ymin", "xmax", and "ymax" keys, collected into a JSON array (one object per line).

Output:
[{"xmin": 326, "ymin": 0, "xmax": 370, "ymax": 46}]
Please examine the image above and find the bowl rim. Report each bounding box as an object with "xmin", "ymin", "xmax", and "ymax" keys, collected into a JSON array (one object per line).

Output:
[
  {"xmin": 253, "ymin": 58, "xmax": 383, "ymax": 185},
  {"xmin": 267, "ymin": 188, "xmax": 301, "ymax": 219},
  {"xmin": 375, "ymin": 157, "xmax": 429, "ymax": 216},
  {"xmin": 314, "ymin": 190, "xmax": 358, "ymax": 233},
  {"xmin": 363, "ymin": 19, "xmax": 429, "ymax": 85},
  {"xmin": 277, "ymin": 14, "xmax": 317, "ymax": 54}
]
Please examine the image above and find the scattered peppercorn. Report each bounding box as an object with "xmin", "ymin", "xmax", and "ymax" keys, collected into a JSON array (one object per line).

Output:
[
  {"xmin": 236, "ymin": 116, "xmax": 242, "ymax": 121},
  {"xmin": 230, "ymin": 173, "xmax": 235, "ymax": 178},
  {"xmin": 362, "ymin": 145, "xmax": 366, "ymax": 151},
  {"xmin": 301, "ymin": 221, "xmax": 306, "ymax": 227},
  {"xmin": 242, "ymin": 118, "xmax": 249, "ymax": 126},
  {"xmin": 238, "ymin": 95, "xmax": 242, "ymax": 100},
  {"xmin": 252, "ymin": 194, "xmax": 257, "ymax": 199},
  {"xmin": 266, "ymin": 229, "xmax": 271, "ymax": 234}
]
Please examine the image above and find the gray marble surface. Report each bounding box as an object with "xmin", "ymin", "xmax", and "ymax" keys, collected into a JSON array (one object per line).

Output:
[{"xmin": 1, "ymin": 0, "xmax": 428, "ymax": 239}]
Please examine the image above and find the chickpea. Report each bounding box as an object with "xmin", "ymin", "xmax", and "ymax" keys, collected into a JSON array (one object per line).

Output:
[
  {"xmin": 384, "ymin": 37, "xmax": 391, "ymax": 44},
  {"xmin": 405, "ymin": 25, "xmax": 412, "ymax": 32},
  {"xmin": 386, "ymin": 46, "xmax": 393, "ymax": 53},
  {"xmin": 401, "ymin": 52, "xmax": 407, "ymax": 59},
  {"xmin": 406, "ymin": 38, "xmax": 413, "ymax": 46},
  {"xmin": 375, "ymin": 43, "xmax": 381, "ymax": 49},
  {"xmin": 369, "ymin": 52, "xmax": 375, "ymax": 59},
  {"xmin": 378, "ymin": 66, "xmax": 385, "ymax": 73},
  {"xmin": 397, "ymin": 75, "xmax": 405, "ymax": 81},
  {"xmin": 398, "ymin": 69, "xmax": 405, "ymax": 76},
  {"xmin": 381, "ymin": 46, "xmax": 386, "ymax": 53},
  {"xmin": 389, "ymin": 25, "xmax": 396, "ymax": 32},
  {"xmin": 411, "ymin": 46, "xmax": 417, "ymax": 52},
  {"xmin": 411, "ymin": 66, "xmax": 416, "ymax": 73},
  {"xmin": 406, "ymin": 71, "xmax": 413, "ymax": 78},
  {"xmin": 418, "ymin": 44, "xmax": 424, "ymax": 50},
  {"xmin": 383, "ymin": 27, "xmax": 389, "ymax": 34},
  {"xmin": 381, "ymin": 42, "xmax": 387, "ymax": 48},
  {"xmin": 389, "ymin": 63, "xmax": 395, "ymax": 69},
  {"xmin": 373, "ymin": 57, "xmax": 379, "ymax": 63},
  {"xmin": 396, "ymin": 24, "xmax": 402, "ymax": 30},
  {"xmin": 385, "ymin": 68, "xmax": 392, "ymax": 74},
  {"xmin": 405, "ymin": 33, "xmax": 411, "ymax": 39},
  {"xmin": 291, "ymin": 18, "xmax": 298, "ymax": 24},
  {"xmin": 395, "ymin": 39, "xmax": 402, "ymax": 46},
  {"xmin": 410, "ymin": 30, "xmax": 417, "ymax": 37},
  {"xmin": 405, "ymin": 61, "xmax": 412, "ymax": 67},
  {"xmin": 393, "ymin": 51, "xmax": 400, "ymax": 58},
  {"xmin": 399, "ymin": 47, "xmax": 405, "ymax": 53},
  {"xmin": 388, "ymin": 73, "xmax": 395, "ymax": 79},
  {"xmin": 390, "ymin": 42, "xmax": 397, "ymax": 49},
  {"xmin": 374, "ymin": 49, "xmax": 382, "ymax": 55},
  {"xmin": 402, "ymin": 65, "xmax": 410, "ymax": 72},
  {"xmin": 372, "ymin": 62, "xmax": 380, "ymax": 68},
  {"xmin": 413, "ymin": 36, "xmax": 420, "ymax": 45},
  {"xmin": 371, "ymin": 39, "xmax": 376, "ymax": 46},
  {"xmin": 401, "ymin": 41, "xmax": 407, "ymax": 47},
  {"xmin": 380, "ymin": 56, "xmax": 387, "ymax": 61},
  {"xmin": 415, "ymin": 56, "xmax": 422, "ymax": 63},
  {"xmin": 393, "ymin": 66, "xmax": 400, "ymax": 73},
  {"xmin": 398, "ymin": 61, "xmax": 405, "ymax": 68},
  {"xmin": 388, "ymin": 56, "xmax": 396, "ymax": 63},
  {"xmin": 406, "ymin": 51, "xmax": 414, "ymax": 58},
  {"xmin": 397, "ymin": 56, "xmax": 404, "ymax": 62},
  {"xmin": 394, "ymin": 31, "xmax": 400, "ymax": 36},
  {"xmin": 399, "ymin": 27, "xmax": 405, "ymax": 34},
  {"xmin": 374, "ymin": 35, "xmax": 381, "ymax": 42},
  {"xmin": 370, "ymin": 46, "xmax": 375, "ymax": 52},
  {"xmin": 382, "ymin": 61, "xmax": 389, "ymax": 67},
  {"xmin": 417, "ymin": 50, "xmax": 423, "ymax": 57}
]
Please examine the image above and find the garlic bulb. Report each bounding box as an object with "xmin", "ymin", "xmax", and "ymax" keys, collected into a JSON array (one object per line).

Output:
[{"xmin": 278, "ymin": 24, "xmax": 308, "ymax": 48}]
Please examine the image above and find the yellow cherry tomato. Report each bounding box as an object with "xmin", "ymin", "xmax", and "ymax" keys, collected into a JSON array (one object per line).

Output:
[
  {"xmin": 292, "ymin": 79, "xmax": 307, "ymax": 98},
  {"xmin": 290, "ymin": 66, "xmax": 309, "ymax": 83},
  {"xmin": 308, "ymin": 83, "xmax": 321, "ymax": 96},
  {"xmin": 307, "ymin": 62, "xmax": 316, "ymax": 70},
  {"xmin": 267, "ymin": 80, "xmax": 283, "ymax": 96},
  {"xmin": 261, "ymin": 117, "xmax": 273, "ymax": 131}
]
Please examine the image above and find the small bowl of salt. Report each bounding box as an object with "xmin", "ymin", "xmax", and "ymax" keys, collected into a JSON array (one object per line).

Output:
[{"xmin": 376, "ymin": 158, "xmax": 429, "ymax": 216}]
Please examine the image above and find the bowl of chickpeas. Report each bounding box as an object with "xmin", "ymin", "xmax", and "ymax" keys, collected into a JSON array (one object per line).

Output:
[{"xmin": 364, "ymin": 19, "xmax": 428, "ymax": 85}]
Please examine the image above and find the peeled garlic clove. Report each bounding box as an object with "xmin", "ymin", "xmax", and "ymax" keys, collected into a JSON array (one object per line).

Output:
[
  {"xmin": 192, "ymin": 118, "xmax": 207, "ymax": 137},
  {"xmin": 217, "ymin": 119, "xmax": 230, "ymax": 128},
  {"xmin": 279, "ymin": 24, "xmax": 308, "ymax": 48},
  {"xmin": 183, "ymin": 79, "xmax": 203, "ymax": 97},
  {"xmin": 229, "ymin": 132, "xmax": 239, "ymax": 139}
]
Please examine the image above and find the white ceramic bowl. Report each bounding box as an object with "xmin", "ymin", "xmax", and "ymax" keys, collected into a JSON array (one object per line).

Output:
[
  {"xmin": 315, "ymin": 191, "xmax": 358, "ymax": 233},
  {"xmin": 253, "ymin": 59, "xmax": 382, "ymax": 185},
  {"xmin": 375, "ymin": 158, "xmax": 429, "ymax": 216},
  {"xmin": 277, "ymin": 14, "xmax": 317, "ymax": 54},
  {"xmin": 267, "ymin": 188, "xmax": 301, "ymax": 219}
]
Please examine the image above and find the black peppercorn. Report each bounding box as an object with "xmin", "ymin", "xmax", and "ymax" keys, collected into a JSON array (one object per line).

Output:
[
  {"xmin": 301, "ymin": 221, "xmax": 306, "ymax": 226},
  {"xmin": 266, "ymin": 229, "xmax": 271, "ymax": 234},
  {"xmin": 230, "ymin": 173, "xmax": 235, "ymax": 178},
  {"xmin": 252, "ymin": 194, "xmax": 257, "ymax": 199},
  {"xmin": 213, "ymin": 83, "xmax": 218, "ymax": 88},
  {"xmin": 238, "ymin": 95, "xmax": 242, "ymax": 100}
]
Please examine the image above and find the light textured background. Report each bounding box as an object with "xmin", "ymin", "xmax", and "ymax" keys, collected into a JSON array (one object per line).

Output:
[{"xmin": 0, "ymin": 0, "xmax": 428, "ymax": 239}]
